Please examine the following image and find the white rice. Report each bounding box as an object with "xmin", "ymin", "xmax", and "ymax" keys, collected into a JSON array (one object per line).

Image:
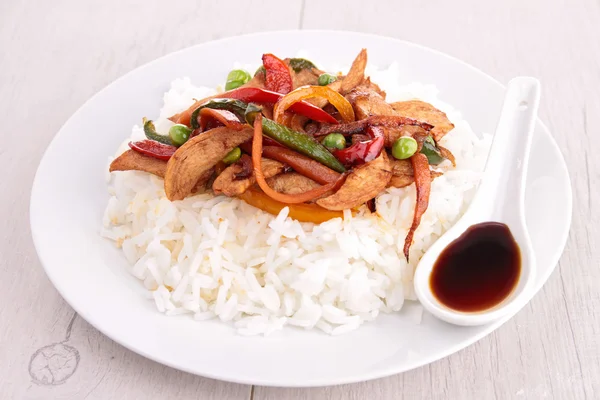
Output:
[{"xmin": 102, "ymin": 61, "xmax": 491, "ymax": 336}]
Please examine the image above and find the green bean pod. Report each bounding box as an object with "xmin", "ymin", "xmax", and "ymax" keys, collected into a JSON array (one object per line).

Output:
[
  {"xmin": 420, "ymin": 136, "xmax": 445, "ymax": 165},
  {"xmin": 143, "ymin": 118, "xmax": 173, "ymax": 145},
  {"xmin": 245, "ymin": 106, "xmax": 346, "ymax": 173}
]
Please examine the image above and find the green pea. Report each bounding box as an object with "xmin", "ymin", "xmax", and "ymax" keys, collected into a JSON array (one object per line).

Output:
[
  {"xmin": 169, "ymin": 124, "xmax": 192, "ymax": 146},
  {"xmin": 318, "ymin": 73, "xmax": 337, "ymax": 86},
  {"xmin": 322, "ymin": 133, "xmax": 346, "ymax": 150},
  {"xmin": 225, "ymin": 69, "xmax": 251, "ymax": 90},
  {"xmin": 392, "ymin": 137, "xmax": 418, "ymax": 160},
  {"xmin": 222, "ymin": 147, "xmax": 242, "ymax": 164}
]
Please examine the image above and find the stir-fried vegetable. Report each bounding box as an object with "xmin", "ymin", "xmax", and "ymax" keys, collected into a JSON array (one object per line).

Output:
[
  {"xmin": 288, "ymin": 58, "xmax": 317, "ymax": 72},
  {"xmin": 246, "ymin": 106, "xmax": 346, "ymax": 173},
  {"xmin": 179, "ymin": 87, "xmax": 336, "ymax": 127},
  {"xmin": 222, "ymin": 147, "xmax": 242, "ymax": 164},
  {"xmin": 251, "ymin": 115, "xmax": 346, "ymax": 204},
  {"xmin": 143, "ymin": 118, "xmax": 172, "ymax": 145},
  {"xmin": 333, "ymin": 126, "xmax": 385, "ymax": 167},
  {"xmin": 238, "ymin": 187, "xmax": 343, "ymax": 224},
  {"xmin": 318, "ymin": 73, "xmax": 337, "ymax": 86},
  {"xmin": 273, "ymin": 86, "xmax": 355, "ymax": 125},
  {"xmin": 392, "ymin": 137, "xmax": 418, "ymax": 160},
  {"xmin": 403, "ymin": 153, "xmax": 431, "ymax": 260},
  {"xmin": 169, "ymin": 124, "xmax": 192, "ymax": 146},
  {"xmin": 129, "ymin": 140, "xmax": 177, "ymax": 161},
  {"xmin": 262, "ymin": 53, "xmax": 293, "ymax": 94},
  {"xmin": 261, "ymin": 146, "xmax": 340, "ymax": 184},
  {"xmin": 190, "ymin": 99, "xmax": 248, "ymax": 129},
  {"xmin": 420, "ymin": 136, "xmax": 445, "ymax": 165},
  {"xmin": 225, "ymin": 69, "xmax": 251, "ymax": 91},
  {"xmin": 197, "ymin": 108, "xmax": 245, "ymax": 133},
  {"xmin": 322, "ymin": 133, "xmax": 346, "ymax": 150}
]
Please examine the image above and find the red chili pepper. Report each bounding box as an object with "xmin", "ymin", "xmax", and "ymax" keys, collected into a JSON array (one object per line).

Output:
[
  {"xmin": 129, "ymin": 140, "xmax": 177, "ymax": 161},
  {"xmin": 199, "ymin": 108, "xmax": 244, "ymax": 132},
  {"xmin": 220, "ymin": 87, "xmax": 337, "ymax": 124},
  {"xmin": 262, "ymin": 53, "xmax": 293, "ymax": 94},
  {"xmin": 332, "ymin": 126, "xmax": 385, "ymax": 167}
]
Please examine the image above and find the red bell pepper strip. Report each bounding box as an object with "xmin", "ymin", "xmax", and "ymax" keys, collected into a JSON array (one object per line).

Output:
[
  {"xmin": 223, "ymin": 87, "xmax": 337, "ymax": 124},
  {"xmin": 262, "ymin": 53, "xmax": 293, "ymax": 94},
  {"xmin": 332, "ymin": 126, "xmax": 385, "ymax": 167},
  {"xmin": 129, "ymin": 140, "xmax": 177, "ymax": 161},
  {"xmin": 171, "ymin": 87, "xmax": 337, "ymax": 126}
]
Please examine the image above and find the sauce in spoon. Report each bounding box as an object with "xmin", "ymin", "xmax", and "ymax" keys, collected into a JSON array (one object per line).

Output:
[{"xmin": 430, "ymin": 222, "xmax": 521, "ymax": 312}]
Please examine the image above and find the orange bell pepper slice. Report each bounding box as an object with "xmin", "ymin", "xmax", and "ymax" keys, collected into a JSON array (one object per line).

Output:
[{"xmin": 273, "ymin": 86, "xmax": 355, "ymax": 125}]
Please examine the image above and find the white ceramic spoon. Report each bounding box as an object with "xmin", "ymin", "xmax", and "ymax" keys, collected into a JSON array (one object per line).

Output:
[{"xmin": 413, "ymin": 77, "xmax": 541, "ymax": 326}]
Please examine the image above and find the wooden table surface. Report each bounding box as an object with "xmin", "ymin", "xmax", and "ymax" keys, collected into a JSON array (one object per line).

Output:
[{"xmin": 1, "ymin": 0, "xmax": 598, "ymax": 398}]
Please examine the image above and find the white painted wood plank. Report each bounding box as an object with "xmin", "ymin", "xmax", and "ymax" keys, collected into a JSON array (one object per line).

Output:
[
  {"xmin": 0, "ymin": 0, "xmax": 302, "ymax": 399},
  {"xmin": 258, "ymin": 0, "xmax": 600, "ymax": 399}
]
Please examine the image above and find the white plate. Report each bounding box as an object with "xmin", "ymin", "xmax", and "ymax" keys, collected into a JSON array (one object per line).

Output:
[{"xmin": 30, "ymin": 31, "xmax": 572, "ymax": 387}]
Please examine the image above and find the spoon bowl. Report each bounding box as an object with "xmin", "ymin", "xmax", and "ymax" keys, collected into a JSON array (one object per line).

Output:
[{"xmin": 414, "ymin": 77, "xmax": 541, "ymax": 326}]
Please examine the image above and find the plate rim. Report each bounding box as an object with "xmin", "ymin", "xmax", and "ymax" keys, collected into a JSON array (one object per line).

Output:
[{"xmin": 30, "ymin": 29, "xmax": 573, "ymax": 387}]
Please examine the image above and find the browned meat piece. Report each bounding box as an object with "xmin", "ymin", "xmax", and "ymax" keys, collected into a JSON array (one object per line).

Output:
[
  {"xmin": 387, "ymin": 157, "xmax": 442, "ymax": 188},
  {"xmin": 317, "ymin": 152, "xmax": 392, "ymax": 210},
  {"xmin": 361, "ymin": 77, "xmax": 386, "ymax": 98},
  {"xmin": 346, "ymin": 85, "xmax": 395, "ymax": 119},
  {"xmin": 164, "ymin": 126, "xmax": 253, "ymax": 201},
  {"xmin": 292, "ymin": 68, "xmax": 321, "ymax": 88},
  {"xmin": 266, "ymin": 173, "xmax": 321, "ymax": 195},
  {"xmin": 439, "ymin": 145, "xmax": 456, "ymax": 167},
  {"xmin": 346, "ymin": 86, "xmax": 431, "ymax": 147},
  {"xmin": 192, "ymin": 167, "xmax": 216, "ymax": 194},
  {"xmin": 213, "ymin": 158, "xmax": 284, "ymax": 197},
  {"xmin": 391, "ymin": 100, "xmax": 455, "ymax": 142},
  {"xmin": 340, "ymin": 49, "xmax": 367, "ymax": 95},
  {"xmin": 109, "ymin": 150, "xmax": 167, "ymax": 178}
]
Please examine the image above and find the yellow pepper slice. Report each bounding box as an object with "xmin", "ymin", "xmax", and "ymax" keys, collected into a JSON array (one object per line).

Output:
[{"xmin": 238, "ymin": 187, "xmax": 344, "ymax": 224}]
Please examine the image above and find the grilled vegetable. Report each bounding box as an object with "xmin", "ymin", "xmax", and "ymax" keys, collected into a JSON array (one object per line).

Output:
[
  {"xmin": 420, "ymin": 136, "xmax": 445, "ymax": 165},
  {"xmin": 289, "ymin": 58, "xmax": 317, "ymax": 72},
  {"xmin": 238, "ymin": 187, "xmax": 343, "ymax": 224},
  {"xmin": 181, "ymin": 88, "xmax": 336, "ymax": 128},
  {"xmin": 197, "ymin": 108, "xmax": 245, "ymax": 133},
  {"xmin": 129, "ymin": 140, "xmax": 177, "ymax": 161},
  {"xmin": 190, "ymin": 99, "xmax": 248, "ymax": 129},
  {"xmin": 262, "ymin": 53, "xmax": 293, "ymax": 94},
  {"xmin": 143, "ymin": 118, "xmax": 172, "ymax": 145},
  {"xmin": 261, "ymin": 146, "xmax": 340, "ymax": 184},
  {"xmin": 273, "ymin": 85, "xmax": 355, "ymax": 124},
  {"xmin": 246, "ymin": 107, "xmax": 346, "ymax": 173},
  {"xmin": 251, "ymin": 114, "xmax": 346, "ymax": 204},
  {"xmin": 332, "ymin": 126, "xmax": 384, "ymax": 167},
  {"xmin": 403, "ymin": 153, "xmax": 431, "ymax": 260}
]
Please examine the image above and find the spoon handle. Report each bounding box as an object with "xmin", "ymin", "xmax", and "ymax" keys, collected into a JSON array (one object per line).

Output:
[{"xmin": 473, "ymin": 77, "xmax": 541, "ymax": 222}]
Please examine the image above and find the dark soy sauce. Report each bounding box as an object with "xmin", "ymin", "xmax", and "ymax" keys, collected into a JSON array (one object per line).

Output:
[{"xmin": 430, "ymin": 222, "xmax": 521, "ymax": 312}]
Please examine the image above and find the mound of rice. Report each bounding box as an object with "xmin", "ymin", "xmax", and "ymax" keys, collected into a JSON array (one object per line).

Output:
[{"xmin": 101, "ymin": 62, "xmax": 491, "ymax": 336}]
